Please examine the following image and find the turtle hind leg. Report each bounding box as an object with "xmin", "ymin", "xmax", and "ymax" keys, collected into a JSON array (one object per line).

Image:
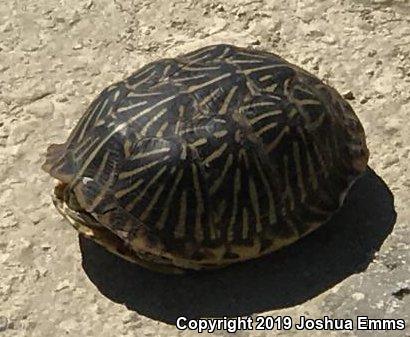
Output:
[
  {"xmin": 53, "ymin": 194, "xmax": 186, "ymax": 274},
  {"xmin": 120, "ymin": 250, "xmax": 187, "ymax": 275},
  {"xmin": 77, "ymin": 220, "xmax": 186, "ymax": 275},
  {"xmin": 86, "ymin": 231, "xmax": 187, "ymax": 275}
]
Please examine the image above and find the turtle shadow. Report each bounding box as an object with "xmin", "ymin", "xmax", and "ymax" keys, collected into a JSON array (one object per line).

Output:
[{"xmin": 79, "ymin": 167, "xmax": 396, "ymax": 325}]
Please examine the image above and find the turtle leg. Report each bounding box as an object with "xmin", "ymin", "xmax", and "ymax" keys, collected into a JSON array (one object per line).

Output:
[
  {"xmin": 69, "ymin": 216, "xmax": 186, "ymax": 274},
  {"xmin": 52, "ymin": 194, "xmax": 185, "ymax": 274}
]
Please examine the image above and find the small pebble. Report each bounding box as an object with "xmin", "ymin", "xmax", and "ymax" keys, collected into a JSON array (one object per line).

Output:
[
  {"xmin": 352, "ymin": 292, "xmax": 365, "ymax": 301},
  {"xmin": 307, "ymin": 29, "xmax": 325, "ymax": 38},
  {"xmin": 0, "ymin": 219, "xmax": 18, "ymax": 229},
  {"xmin": 322, "ymin": 35, "xmax": 337, "ymax": 45},
  {"xmin": 55, "ymin": 95, "xmax": 69, "ymax": 103},
  {"xmin": 41, "ymin": 244, "xmax": 52, "ymax": 251},
  {"xmin": 368, "ymin": 50, "xmax": 377, "ymax": 57},
  {"xmin": 342, "ymin": 90, "xmax": 355, "ymax": 100},
  {"xmin": 252, "ymin": 39, "xmax": 261, "ymax": 45},
  {"xmin": 69, "ymin": 12, "xmax": 81, "ymax": 26},
  {"xmin": 236, "ymin": 6, "xmax": 246, "ymax": 17},
  {"xmin": 85, "ymin": 0, "xmax": 94, "ymax": 9},
  {"xmin": 216, "ymin": 4, "xmax": 225, "ymax": 12},
  {"xmin": 1, "ymin": 22, "xmax": 12, "ymax": 33},
  {"xmin": 37, "ymin": 267, "xmax": 49, "ymax": 277},
  {"xmin": 125, "ymin": 44, "xmax": 135, "ymax": 51},
  {"xmin": 73, "ymin": 43, "xmax": 83, "ymax": 50},
  {"xmin": 2, "ymin": 209, "xmax": 13, "ymax": 218},
  {"xmin": 382, "ymin": 155, "xmax": 399, "ymax": 169},
  {"xmin": 55, "ymin": 280, "xmax": 71, "ymax": 292},
  {"xmin": 360, "ymin": 96, "xmax": 369, "ymax": 104}
]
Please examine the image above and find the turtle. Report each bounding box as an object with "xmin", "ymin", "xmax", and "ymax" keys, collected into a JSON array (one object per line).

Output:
[{"xmin": 42, "ymin": 44, "xmax": 369, "ymax": 274}]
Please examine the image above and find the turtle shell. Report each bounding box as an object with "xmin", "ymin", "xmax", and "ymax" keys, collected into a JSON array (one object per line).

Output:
[{"xmin": 43, "ymin": 44, "xmax": 369, "ymax": 272}]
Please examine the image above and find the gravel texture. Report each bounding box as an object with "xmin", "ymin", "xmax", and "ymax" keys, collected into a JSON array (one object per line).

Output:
[{"xmin": 0, "ymin": 0, "xmax": 409, "ymax": 336}]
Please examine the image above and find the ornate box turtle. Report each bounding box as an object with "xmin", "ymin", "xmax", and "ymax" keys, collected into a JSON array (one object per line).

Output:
[{"xmin": 43, "ymin": 44, "xmax": 369, "ymax": 273}]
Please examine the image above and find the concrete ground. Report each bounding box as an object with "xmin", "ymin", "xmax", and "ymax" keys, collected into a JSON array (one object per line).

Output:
[{"xmin": 0, "ymin": 0, "xmax": 409, "ymax": 336}]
